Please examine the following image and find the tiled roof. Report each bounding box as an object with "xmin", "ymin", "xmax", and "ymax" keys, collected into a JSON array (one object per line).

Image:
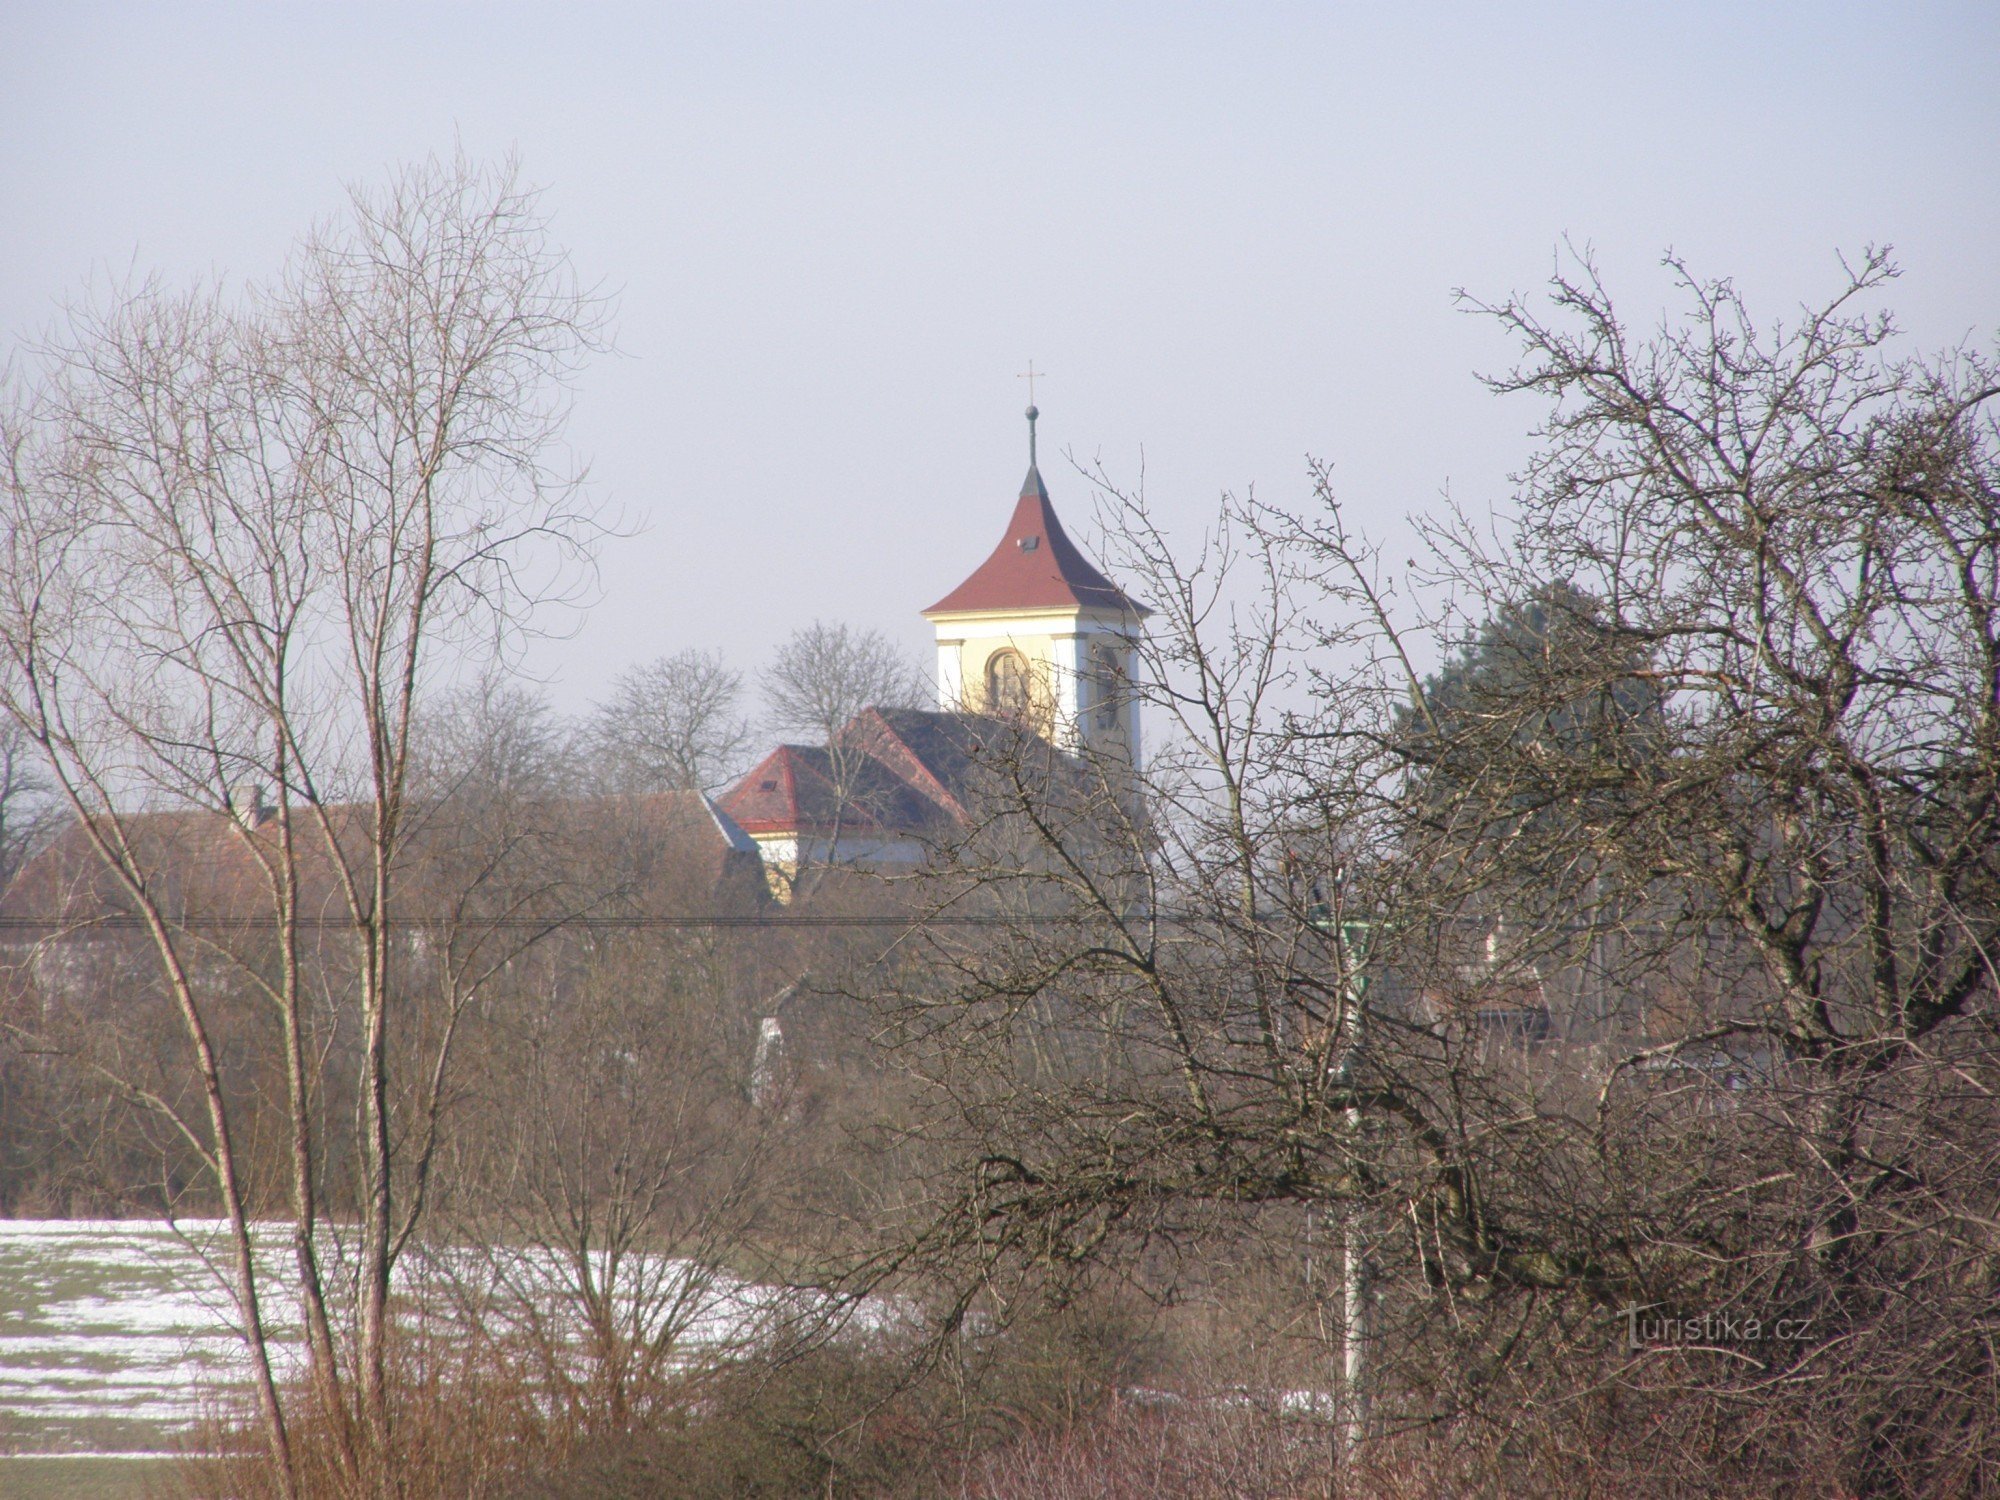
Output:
[
  {"xmin": 845, "ymin": 708, "xmax": 984, "ymax": 822},
  {"xmin": 923, "ymin": 466, "xmax": 1146, "ymax": 618},
  {"xmin": 719, "ymin": 742, "xmax": 951, "ymax": 838},
  {"xmin": 720, "ymin": 709, "xmax": 1053, "ymax": 839},
  {"xmin": 0, "ymin": 789, "xmax": 767, "ymax": 929},
  {"xmin": 721, "ymin": 746, "xmax": 813, "ymax": 835}
]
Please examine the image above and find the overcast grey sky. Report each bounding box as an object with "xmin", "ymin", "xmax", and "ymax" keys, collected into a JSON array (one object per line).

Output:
[{"xmin": 5, "ymin": 3, "xmax": 1997, "ymax": 708}]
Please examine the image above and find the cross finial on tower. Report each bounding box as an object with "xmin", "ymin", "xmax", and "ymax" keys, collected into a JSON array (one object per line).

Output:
[{"xmin": 1017, "ymin": 361, "xmax": 1045, "ymax": 467}]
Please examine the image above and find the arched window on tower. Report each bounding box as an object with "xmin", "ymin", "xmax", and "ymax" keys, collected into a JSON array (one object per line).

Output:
[{"xmin": 985, "ymin": 649, "xmax": 1032, "ymax": 719}]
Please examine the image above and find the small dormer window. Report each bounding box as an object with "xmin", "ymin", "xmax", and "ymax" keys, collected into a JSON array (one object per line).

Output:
[
  {"xmin": 759, "ymin": 780, "xmax": 777, "ymax": 791},
  {"xmin": 1018, "ymin": 535, "xmax": 1040, "ymax": 552}
]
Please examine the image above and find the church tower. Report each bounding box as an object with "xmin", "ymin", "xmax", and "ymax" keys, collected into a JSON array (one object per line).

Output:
[{"xmin": 923, "ymin": 406, "xmax": 1147, "ymax": 768}]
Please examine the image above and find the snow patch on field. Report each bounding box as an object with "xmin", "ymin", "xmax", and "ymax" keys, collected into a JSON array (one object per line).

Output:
[
  {"xmin": 0, "ymin": 1220, "xmax": 294, "ymax": 1451},
  {"xmin": 0, "ymin": 1219, "xmax": 790, "ymax": 1456}
]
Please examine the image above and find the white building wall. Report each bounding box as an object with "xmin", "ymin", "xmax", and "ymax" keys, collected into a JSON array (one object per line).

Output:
[
  {"xmin": 1047, "ymin": 631, "xmax": 1086, "ymax": 751},
  {"xmin": 935, "ymin": 638, "xmax": 965, "ymax": 709}
]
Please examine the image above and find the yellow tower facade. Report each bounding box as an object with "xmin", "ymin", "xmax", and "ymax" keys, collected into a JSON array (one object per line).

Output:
[{"xmin": 922, "ymin": 409, "xmax": 1146, "ymax": 770}]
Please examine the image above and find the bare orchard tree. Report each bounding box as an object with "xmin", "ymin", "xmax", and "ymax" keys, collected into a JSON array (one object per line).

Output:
[
  {"xmin": 436, "ymin": 922, "xmax": 778, "ymax": 1433},
  {"xmin": 859, "ymin": 254, "xmax": 2000, "ymax": 1494},
  {"xmin": 852, "ymin": 480, "xmax": 1424, "ymax": 1460},
  {"xmin": 588, "ymin": 648, "xmax": 751, "ymax": 794},
  {"xmin": 0, "ymin": 152, "xmax": 606, "ymax": 1494},
  {"xmin": 1435, "ymin": 246, "xmax": 2000, "ymax": 1491}
]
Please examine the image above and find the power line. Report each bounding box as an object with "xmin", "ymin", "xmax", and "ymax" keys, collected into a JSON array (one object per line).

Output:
[
  {"xmin": 0, "ymin": 913, "xmax": 959, "ymax": 932},
  {"xmin": 0, "ymin": 910, "xmax": 1703, "ymax": 936}
]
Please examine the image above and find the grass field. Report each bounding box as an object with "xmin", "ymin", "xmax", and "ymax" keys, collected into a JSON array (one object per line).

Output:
[
  {"xmin": 0, "ymin": 1220, "xmax": 296, "ymax": 1455},
  {"xmin": 0, "ymin": 1217, "xmax": 806, "ymax": 1494},
  {"xmin": 0, "ymin": 1218, "xmax": 293, "ymax": 1495},
  {"xmin": 0, "ymin": 1451, "xmax": 198, "ymax": 1498}
]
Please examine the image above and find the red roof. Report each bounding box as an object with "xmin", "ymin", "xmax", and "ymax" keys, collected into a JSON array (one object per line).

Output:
[
  {"xmin": 719, "ymin": 742, "xmax": 947, "ymax": 838},
  {"xmin": 719, "ymin": 709, "xmax": 1040, "ymax": 838},
  {"xmin": 923, "ymin": 466, "xmax": 1147, "ymax": 618},
  {"xmin": 0, "ymin": 791, "xmax": 769, "ymax": 931},
  {"xmin": 722, "ymin": 745, "xmax": 816, "ymax": 835}
]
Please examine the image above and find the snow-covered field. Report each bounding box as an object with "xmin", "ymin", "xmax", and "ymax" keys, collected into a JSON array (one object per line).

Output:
[
  {"xmin": 0, "ymin": 1218, "xmax": 289, "ymax": 1456},
  {"xmin": 0, "ymin": 1218, "xmax": 797, "ymax": 1460}
]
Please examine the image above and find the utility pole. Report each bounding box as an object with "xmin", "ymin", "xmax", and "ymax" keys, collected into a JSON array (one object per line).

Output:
[
  {"xmin": 1335, "ymin": 915, "xmax": 1374, "ymax": 1455},
  {"xmin": 1302, "ymin": 867, "xmax": 1377, "ymax": 1460}
]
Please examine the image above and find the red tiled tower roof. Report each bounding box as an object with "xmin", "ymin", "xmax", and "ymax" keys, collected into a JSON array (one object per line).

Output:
[{"xmin": 923, "ymin": 464, "xmax": 1147, "ymax": 618}]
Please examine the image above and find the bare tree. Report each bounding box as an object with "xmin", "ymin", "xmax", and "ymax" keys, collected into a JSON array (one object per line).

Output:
[
  {"xmin": 759, "ymin": 620, "xmax": 925, "ymax": 886},
  {"xmin": 589, "ymin": 648, "xmax": 750, "ymax": 794},
  {"xmin": 762, "ymin": 620, "xmax": 925, "ymax": 746},
  {"xmin": 852, "ymin": 252, "xmax": 2000, "ymax": 1495},
  {"xmin": 0, "ymin": 151, "xmax": 607, "ymax": 1494},
  {"xmin": 1439, "ymin": 246, "xmax": 2000, "ymax": 1490},
  {"xmin": 437, "ymin": 924, "xmax": 776, "ymax": 1433},
  {"xmin": 0, "ymin": 718, "xmax": 54, "ymax": 889},
  {"xmin": 415, "ymin": 679, "xmax": 577, "ymax": 807}
]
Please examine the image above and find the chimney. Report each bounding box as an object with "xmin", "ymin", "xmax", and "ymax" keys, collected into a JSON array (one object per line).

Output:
[{"xmin": 228, "ymin": 782, "xmax": 271, "ymax": 829}]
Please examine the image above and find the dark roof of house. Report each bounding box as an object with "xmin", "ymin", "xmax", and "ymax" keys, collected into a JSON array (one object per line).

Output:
[
  {"xmin": 0, "ymin": 802, "xmax": 365, "ymax": 929},
  {"xmin": 923, "ymin": 465, "xmax": 1147, "ymax": 618},
  {"xmin": 720, "ymin": 741, "xmax": 954, "ymax": 838},
  {"xmin": 719, "ymin": 708, "xmax": 1050, "ymax": 839},
  {"xmin": 845, "ymin": 708, "xmax": 988, "ymax": 822}
]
